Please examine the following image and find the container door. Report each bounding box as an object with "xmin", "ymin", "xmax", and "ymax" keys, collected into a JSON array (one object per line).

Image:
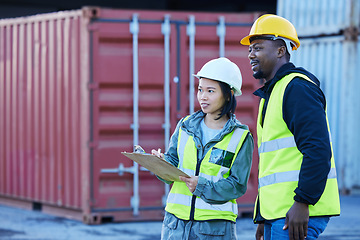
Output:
[
  {"xmin": 87, "ymin": 17, "xmax": 166, "ymax": 224},
  {"xmin": 87, "ymin": 8, "xmax": 260, "ymax": 223}
]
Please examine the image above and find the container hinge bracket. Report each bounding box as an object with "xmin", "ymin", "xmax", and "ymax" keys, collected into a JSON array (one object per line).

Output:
[
  {"xmin": 162, "ymin": 122, "xmax": 171, "ymax": 130},
  {"xmin": 344, "ymin": 26, "xmax": 359, "ymax": 42},
  {"xmin": 130, "ymin": 14, "xmax": 139, "ymax": 35},
  {"xmin": 131, "ymin": 195, "xmax": 140, "ymax": 212},
  {"xmin": 82, "ymin": 6, "xmax": 101, "ymax": 20}
]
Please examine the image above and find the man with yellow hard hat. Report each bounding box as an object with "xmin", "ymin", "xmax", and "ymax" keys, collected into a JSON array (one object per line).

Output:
[{"xmin": 240, "ymin": 14, "xmax": 340, "ymax": 240}]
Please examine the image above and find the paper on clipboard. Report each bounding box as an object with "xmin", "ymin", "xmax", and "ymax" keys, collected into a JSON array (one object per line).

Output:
[{"xmin": 121, "ymin": 152, "xmax": 190, "ymax": 182}]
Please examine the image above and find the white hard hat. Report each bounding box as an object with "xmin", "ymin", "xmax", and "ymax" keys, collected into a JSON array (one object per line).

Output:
[{"xmin": 193, "ymin": 57, "xmax": 242, "ymax": 96}]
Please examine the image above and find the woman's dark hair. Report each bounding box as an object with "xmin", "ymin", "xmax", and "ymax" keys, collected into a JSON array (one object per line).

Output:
[{"xmin": 215, "ymin": 81, "xmax": 237, "ymax": 120}]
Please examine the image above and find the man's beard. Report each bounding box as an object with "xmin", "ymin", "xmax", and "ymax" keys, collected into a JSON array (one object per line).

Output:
[{"xmin": 253, "ymin": 70, "xmax": 265, "ymax": 79}]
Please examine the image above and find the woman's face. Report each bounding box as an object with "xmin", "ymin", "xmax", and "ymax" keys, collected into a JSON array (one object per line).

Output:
[{"xmin": 197, "ymin": 78, "xmax": 225, "ymax": 117}]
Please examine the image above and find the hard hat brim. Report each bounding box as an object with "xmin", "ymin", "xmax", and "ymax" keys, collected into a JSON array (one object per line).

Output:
[
  {"xmin": 192, "ymin": 74, "xmax": 242, "ymax": 96},
  {"xmin": 240, "ymin": 35, "xmax": 251, "ymax": 46}
]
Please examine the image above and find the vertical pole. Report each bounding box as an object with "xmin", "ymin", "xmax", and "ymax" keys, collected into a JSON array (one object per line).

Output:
[
  {"xmin": 130, "ymin": 14, "xmax": 139, "ymax": 216},
  {"xmin": 217, "ymin": 16, "xmax": 226, "ymax": 57},
  {"xmin": 187, "ymin": 16, "xmax": 196, "ymax": 114},
  {"xmin": 161, "ymin": 15, "xmax": 171, "ymax": 205}
]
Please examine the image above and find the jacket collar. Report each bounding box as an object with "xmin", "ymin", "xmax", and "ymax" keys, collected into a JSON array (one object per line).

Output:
[
  {"xmin": 181, "ymin": 111, "xmax": 246, "ymax": 138},
  {"xmin": 253, "ymin": 62, "xmax": 321, "ymax": 99}
]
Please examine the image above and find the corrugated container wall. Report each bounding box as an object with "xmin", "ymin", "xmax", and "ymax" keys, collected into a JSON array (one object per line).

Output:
[
  {"xmin": 277, "ymin": 0, "xmax": 360, "ymax": 193},
  {"xmin": 0, "ymin": 7, "xmax": 261, "ymax": 223},
  {"xmin": 0, "ymin": 10, "xmax": 90, "ymax": 219}
]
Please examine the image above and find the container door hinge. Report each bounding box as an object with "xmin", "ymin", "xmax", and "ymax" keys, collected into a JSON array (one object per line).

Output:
[{"xmin": 82, "ymin": 6, "xmax": 101, "ymax": 20}]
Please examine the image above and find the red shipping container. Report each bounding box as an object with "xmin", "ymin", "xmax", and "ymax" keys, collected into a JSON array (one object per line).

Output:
[{"xmin": 0, "ymin": 7, "xmax": 261, "ymax": 223}]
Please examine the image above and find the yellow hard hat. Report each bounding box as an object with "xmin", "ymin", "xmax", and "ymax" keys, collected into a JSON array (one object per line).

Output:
[{"xmin": 240, "ymin": 14, "xmax": 300, "ymax": 50}]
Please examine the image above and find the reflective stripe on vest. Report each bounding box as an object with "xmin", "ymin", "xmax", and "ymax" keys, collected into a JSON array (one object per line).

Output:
[
  {"xmin": 255, "ymin": 72, "xmax": 340, "ymax": 221},
  {"xmin": 259, "ymin": 167, "xmax": 337, "ymax": 188},
  {"xmin": 165, "ymin": 119, "xmax": 248, "ymax": 222},
  {"xmin": 259, "ymin": 134, "xmax": 332, "ymax": 155},
  {"xmin": 167, "ymin": 193, "xmax": 238, "ymax": 213},
  {"xmin": 258, "ymin": 136, "xmax": 296, "ymax": 154}
]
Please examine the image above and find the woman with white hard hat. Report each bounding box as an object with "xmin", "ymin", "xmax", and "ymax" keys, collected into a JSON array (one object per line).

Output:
[{"xmin": 152, "ymin": 57, "xmax": 254, "ymax": 240}]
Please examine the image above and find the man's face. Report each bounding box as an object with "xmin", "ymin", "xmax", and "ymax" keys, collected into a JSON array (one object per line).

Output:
[{"xmin": 248, "ymin": 39, "xmax": 279, "ymax": 81}]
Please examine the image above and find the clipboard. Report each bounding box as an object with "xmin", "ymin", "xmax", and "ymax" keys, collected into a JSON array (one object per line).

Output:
[{"xmin": 121, "ymin": 152, "xmax": 190, "ymax": 182}]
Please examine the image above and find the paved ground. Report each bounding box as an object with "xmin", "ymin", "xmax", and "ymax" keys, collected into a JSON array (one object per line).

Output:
[{"xmin": 0, "ymin": 194, "xmax": 359, "ymax": 240}]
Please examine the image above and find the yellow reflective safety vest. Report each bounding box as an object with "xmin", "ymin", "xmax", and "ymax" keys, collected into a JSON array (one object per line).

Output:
[
  {"xmin": 165, "ymin": 117, "xmax": 249, "ymax": 222},
  {"xmin": 255, "ymin": 73, "xmax": 340, "ymax": 221}
]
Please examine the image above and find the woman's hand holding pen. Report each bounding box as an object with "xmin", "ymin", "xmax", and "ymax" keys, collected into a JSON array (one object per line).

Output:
[
  {"xmin": 151, "ymin": 148, "xmax": 164, "ymax": 158},
  {"xmin": 151, "ymin": 148, "xmax": 197, "ymax": 193},
  {"xmin": 179, "ymin": 176, "xmax": 198, "ymax": 193}
]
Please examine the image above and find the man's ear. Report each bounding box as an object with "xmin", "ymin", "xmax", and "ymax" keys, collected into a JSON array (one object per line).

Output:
[{"xmin": 278, "ymin": 45, "xmax": 287, "ymax": 58}]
